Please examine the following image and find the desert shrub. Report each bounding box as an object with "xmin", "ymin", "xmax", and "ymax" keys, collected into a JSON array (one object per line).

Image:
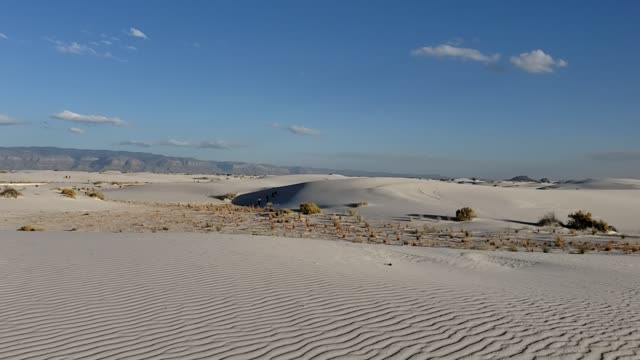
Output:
[
  {"xmin": 0, "ymin": 187, "xmax": 21, "ymax": 198},
  {"xmin": 349, "ymin": 201, "xmax": 368, "ymax": 208},
  {"xmin": 566, "ymin": 210, "xmax": 613, "ymax": 232},
  {"xmin": 85, "ymin": 191, "xmax": 106, "ymax": 200},
  {"xmin": 61, "ymin": 188, "xmax": 77, "ymax": 198},
  {"xmin": 455, "ymin": 207, "xmax": 476, "ymax": 221},
  {"xmin": 18, "ymin": 225, "xmax": 44, "ymax": 232},
  {"xmin": 538, "ymin": 212, "xmax": 562, "ymax": 227},
  {"xmin": 214, "ymin": 193, "xmax": 237, "ymax": 201},
  {"xmin": 276, "ymin": 208, "xmax": 292, "ymax": 216},
  {"xmin": 299, "ymin": 202, "xmax": 322, "ymax": 215}
]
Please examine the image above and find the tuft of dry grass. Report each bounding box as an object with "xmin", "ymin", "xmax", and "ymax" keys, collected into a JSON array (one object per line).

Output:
[
  {"xmin": 0, "ymin": 187, "xmax": 21, "ymax": 198},
  {"xmin": 85, "ymin": 191, "xmax": 106, "ymax": 200},
  {"xmin": 61, "ymin": 188, "xmax": 77, "ymax": 198},
  {"xmin": 455, "ymin": 207, "xmax": 476, "ymax": 221},
  {"xmin": 214, "ymin": 193, "xmax": 237, "ymax": 201},
  {"xmin": 18, "ymin": 225, "xmax": 44, "ymax": 232},
  {"xmin": 299, "ymin": 202, "xmax": 322, "ymax": 215}
]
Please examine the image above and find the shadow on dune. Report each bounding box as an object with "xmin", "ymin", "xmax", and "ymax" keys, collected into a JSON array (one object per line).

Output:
[
  {"xmin": 498, "ymin": 219, "xmax": 540, "ymax": 226},
  {"xmin": 407, "ymin": 213, "xmax": 457, "ymax": 221},
  {"xmin": 232, "ymin": 182, "xmax": 333, "ymax": 209}
]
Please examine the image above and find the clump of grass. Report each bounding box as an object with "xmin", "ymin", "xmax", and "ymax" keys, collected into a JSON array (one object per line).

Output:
[
  {"xmin": 0, "ymin": 187, "xmax": 21, "ymax": 198},
  {"xmin": 85, "ymin": 191, "xmax": 106, "ymax": 200},
  {"xmin": 276, "ymin": 208, "xmax": 292, "ymax": 216},
  {"xmin": 299, "ymin": 202, "xmax": 322, "ymax": 215},
  {"xmin": 346, "ymin": 208, "xmax": 358, "ymax": 216},
  {"xmin": 61, "ymin": 188, "xmax": 77, "ymax": 198},
  {"xmin": 18, "ymin": 225, "xmax": 44, "ymax": 232},
  {"xmin": 566, "ymin": 210, "xmax": 615, "ymax": 233},
  {"xmin": 455, "ymin": 207, "xmax": 476, "ymax": 221},
  {"xmin": 349, "ymin": 201, "xmax": 368, "ymax": 208},
  {"xmin": 214, "ymin": 193, "xmax": 237, "ymax": 201},
  {"xmin": 538, "ymin": 212, "xmax": 563, "ymax": 227}
]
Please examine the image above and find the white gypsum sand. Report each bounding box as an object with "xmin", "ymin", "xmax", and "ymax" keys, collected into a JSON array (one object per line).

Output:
[{"xmin": 0, "ymin": 231, "xmax": 638, "ymax": 359}]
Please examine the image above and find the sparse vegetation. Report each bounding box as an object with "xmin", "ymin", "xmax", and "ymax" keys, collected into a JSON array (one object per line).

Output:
[
  {"xmin": 214, "ymin": 193, "xmax": 237, "ymax": 201},
  {"xmin": 85, "ymin": 191, "xmax": 106, "ymax": 200},
  {"xmin": 566, "ymin": 210, "xmax": 614, "ymax": 233},
  {"xmin": 538, "ymin": 212, "xmax": 562, "ymax": 227},
  {"xmin": 299, "ymin": 202, "xmax": 322, "ymax": 215},
  {"xmin": 0, "ymin": 187, "xmax": 21, "ymax": 198},
  {"xmin": 18, "ymin": 225, "xmax": 44, "ymax": 232},
  {"xmin": 349, "ymin": 201, "xmax": 368, "ymax": 208},
  {"xmin": 61, "ymin": 188, "xmax": 77, "ymax": 198},
  {"xmin": 455, "ymin": 207, "xmax": 476, "ymax": 221}
]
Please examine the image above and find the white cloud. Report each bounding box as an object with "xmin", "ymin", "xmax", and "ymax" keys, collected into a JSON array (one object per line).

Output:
[
  {"xmin": 129, "ymin": 27, "xmax": 148, "ymax": 39},
  {"xmin": 125, "ymin": 45, "xmax": 137, "ymax": 51},
  {"xmin": 412, "ymin": 44, "xmax": 500, "ymax": 63},
  {"xmin": 0, "ymin": 114, "xmax": 25, "ymax": 126},
  {"xmin": 101, "ymin": 40, "xmax": 112, "ymax": 46},
  {"xmin": 68, "ymin": 127, "xmax": 85, "ymax": 134},
  {"xmin": 51, "ymin": 110, "xmax": 126, "ymax": 126},
  {"xmin": 118, "ymin": 140, "xmax": 152, "ymax": 148},
  {"xmin": 0, "ymin": 33, "xmax": 8, "ymax": 40},
  {"xmin": 272, "ymin": 123, "xmax": 321, "ymax": 136},
  {"xmin": 197, "ymin": 140, "xmax": 244, "ymax": 149},
  {"xmin": 50, "ymin": 39, "xmax": 98, "ymax": 56},
  {"xmin": 157, "ymin": 139, "xmax": 191, "ymax": 147},
  {"xmin": 510, "ymin": 49, "xmax": 567, "ymax": 73}
]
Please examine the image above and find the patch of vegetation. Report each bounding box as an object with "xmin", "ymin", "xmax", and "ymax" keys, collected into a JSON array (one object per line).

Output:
[
  {"xmin": 538, "ymin": 212, "xmax": 563, "ymax": 227},
  {"xmin": 85, "ymin": 191, "xmax": 106, "ymax": 200},
  {"xmin": 299, "ymin": 202, "xmax": 322, "ymax": 215},
  {"xmin": 61, "ymin": 188, "xmax": 77, "ymax": 198},
  {"xmin": 455, "ymin": 207, "xmax": 476, "ymax": 221},
  {"xmin": 349, "ymin": 201, "xmax": 368, "ymax": 208},
  {"xmin": 18, "ymin": 225, "xmax": 44, "ymax": 232},
  {"xmin": 214, "ymin": 193, "xmax": 237, "ymax": 201},
  {"xmin": 566, "ymin": 210, "xmax": 615, "ymax": 232},
  {"xmin": 275, "ymin": 208, "xmax": 293, "ymax": 216},
  {"xmin": 0, "ymin": 187, "xmax": 21, "ymax": 198}
]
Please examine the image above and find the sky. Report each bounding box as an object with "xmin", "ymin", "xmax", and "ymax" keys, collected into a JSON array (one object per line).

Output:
[{"xmin": 1, "ymin": 0, "xmax": 639, "ymax": 179}]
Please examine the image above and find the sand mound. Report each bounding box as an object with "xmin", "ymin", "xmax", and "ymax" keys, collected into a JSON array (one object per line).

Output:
[
  {"xmin": 1, "ymin": 232, "xmax": 638, "ymax": 359},
  {"xmin": 542, "ymin": 178, "xmax": 640, "ymax": 190}
]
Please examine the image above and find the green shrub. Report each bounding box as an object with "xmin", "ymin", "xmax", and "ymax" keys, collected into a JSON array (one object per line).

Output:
[
  {"xmin": 300, "ymin": 202, "xmax": 322, "ymax": 215},
  {"xmin": 566, "ymin": 210, "xmax": 613, "ymax": 232},
  {"xmin": 85, "ymin": 191, "xmax": 106, "ymax": 200},
  {"xmin": 276, "ymin": 208, "xmax": 293, "ymax": 216},
  {"xmin": 455, "ymin": 207, "xmax": 476, "ymax": 221},
  {"xmin": 0, "ymin": 187, "xmax": 21, "ymax": 198},
  {"xmin": 61, "ymin": 188, "xmax": 77, "ymax": 198}
]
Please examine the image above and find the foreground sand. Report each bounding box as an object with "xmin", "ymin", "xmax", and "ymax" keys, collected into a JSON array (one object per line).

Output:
[{"xmin": 1, "ymin": 231, "xmax": 638, "ymax": 359}]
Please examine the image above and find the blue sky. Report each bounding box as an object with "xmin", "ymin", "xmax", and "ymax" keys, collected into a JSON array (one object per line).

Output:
[{"xmin": 1, "ymin": 0, "xmax": 639, "ymax": 179}]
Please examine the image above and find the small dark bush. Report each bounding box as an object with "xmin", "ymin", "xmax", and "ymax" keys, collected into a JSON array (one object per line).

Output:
[
  {"xmin": 455, "ymin": 207, "xmax": 476, "ymax": 221},
  {"xmin": 538, "ymin": 212, "xmax": 563, "ymax": 227},
  {"xmin": 566, "ymin": 210, "xmax": 613, "ymax": 232},
  {"xmin": 85, "ymin": 191, "xmax": 106, "ymax": 200},
  {"xmin": 300, "ymin": 202, "xmax": 322, "ymax": 215},
  {"xmin": 18, "ymin": 225, "xmax": 44, "ymax": 232},
  {"xmin": 0, "ymin": 187, "xmax": 21, "ymax": 198},
  {"xmin": 214, "ymin": 193, "xmax": 237, "ymax": 201}
]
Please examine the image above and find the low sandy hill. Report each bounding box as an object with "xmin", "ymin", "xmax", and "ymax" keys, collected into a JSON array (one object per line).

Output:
[
  {"xmin": 103, "ymin": 174, "xmax": 344, "ymax": 203},
  {"xmin": 1, "ymin": 231, "xmax": 638, "ymax": 359},
  {"xmin": 542, "ymin": 178, "xmax": 640, "ymax": 190},
  {"xmin": 234, "ymin": 177, "xmax": 640, "ymax": 233}
]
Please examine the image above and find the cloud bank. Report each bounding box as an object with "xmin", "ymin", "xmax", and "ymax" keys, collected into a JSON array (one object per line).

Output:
[
  {"xmin": 119, "ymin": 139, "xmax": 243, "ymax": 150},
  {"xmin": 68, "ymin": 127, "xmax": 85, "ymax": 134},
  {"xmin": 510, "ymin": 49, "xmax": 567, "ymax": 73},
  {"xmin": 412, "ymin": 44, "xmax": 500, "ymax": 63},
  {"xmin": 51, "ymin": 110, "xmax": 126, "ymax": 126},
  {"xmin": 0, "ymin": 114, "xmax": 25, "ymax": 126}
]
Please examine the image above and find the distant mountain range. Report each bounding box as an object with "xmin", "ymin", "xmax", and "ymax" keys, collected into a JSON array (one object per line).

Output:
[{"xmin": 0, "ymin": 147, "xmax": 442, "ymax": 178}]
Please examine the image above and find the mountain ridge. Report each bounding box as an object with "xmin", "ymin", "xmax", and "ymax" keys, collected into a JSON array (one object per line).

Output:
[{"xmin": 0, "ymin": 147, "xmax": 442, "ymax": 178}]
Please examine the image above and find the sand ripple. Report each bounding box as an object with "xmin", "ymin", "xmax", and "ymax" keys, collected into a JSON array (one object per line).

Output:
[{"xmin": 0, "ymin": 233, "xmax": 638, "ymax": 359}]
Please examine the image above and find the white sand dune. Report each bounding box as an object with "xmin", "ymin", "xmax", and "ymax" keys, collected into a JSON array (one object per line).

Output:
[
  {"xmin": 232, "ymin": 177, "xmax": 640, "ymax": 233},
  {"xmin": 1, "ymin": 232, "xmax": 638, "ymax": 359}
]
